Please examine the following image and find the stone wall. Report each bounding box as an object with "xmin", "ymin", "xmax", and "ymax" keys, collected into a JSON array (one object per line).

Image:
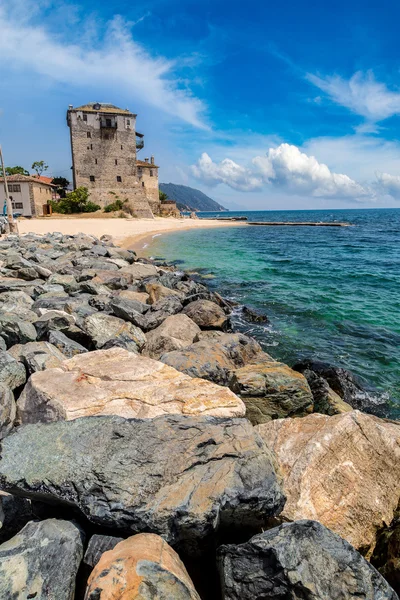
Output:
[{"xmin": 31, "ymin": 184, "xmax": 52, "ymax": 217}]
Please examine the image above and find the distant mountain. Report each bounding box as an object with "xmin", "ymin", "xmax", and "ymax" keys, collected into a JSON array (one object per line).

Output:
[{"xmin": 159, "ymin": 183, "xmax": 228, "ymax": 212}]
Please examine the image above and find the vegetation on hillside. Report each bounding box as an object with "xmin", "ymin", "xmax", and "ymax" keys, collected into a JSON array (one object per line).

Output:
[{"xmin": 159, "ymin": 183, "xmax": 228, "ymax": 212}]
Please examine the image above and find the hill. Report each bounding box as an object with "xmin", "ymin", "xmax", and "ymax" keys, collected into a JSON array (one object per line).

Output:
[{"xmin": 159, "ymin": 183, "xmax": 228, "ymax": 212}]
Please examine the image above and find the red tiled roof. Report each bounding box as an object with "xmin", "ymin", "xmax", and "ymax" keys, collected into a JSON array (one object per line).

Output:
[{"xmin": 0, "ymin": 175, "xmax": 55, "ymax": 186}]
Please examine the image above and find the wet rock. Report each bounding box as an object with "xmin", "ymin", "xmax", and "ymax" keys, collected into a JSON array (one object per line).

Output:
[
  {"xmin": 257, "ymin": 411, "xmax": 400, "ymax": 555},
  {"xmin": 183, "ymin": 299, "xmax": 229, "ymax": 330},
  {"xmin": 82, "ymin": 313, "xmax": 146, "ymax": 350},
  {"xmin": 242, "ymin": 305, "xmax": 270, "ymax": 323},
  {"xmin": 17, "ymin": 347, "xmax": 245, "ymax": 423},
  {"xmin": 0, "ymin": 314, "xmax": 37, "ymax": 347},
  {"xmin": 301, "ymin": 368, "xmax": 353, "ymax": 414},
  {"xmin": 85, "ymin": 533, "xmax": 201, "ymax": 599},
  {"xmin": 0, "ymin": 519, "xmax": 84, "ymax": 599},
  {"xmin": 8, "ymin": 341, "xmax": 66, "ymax": 374},
  {"xmin": 144, "ymin": 314, "xmax": 201, "ymax": 359},
  {"xmin": 293, "ymin": 359, "xmax": 390, "ymax": 417},
  {"xmin": 218, "ymin": 520, "xmax": 398, "ymax": 599},
  {"xmin": 231, "ymin": 361, "xmax": 314, "ymax": 424},
  {"xmin": 48, "ymin": 330, "xmax": 89, "ymax": 358},
  {"xmin": 0, "ymin": 414, "xmax": 284, "ymax": 554}
]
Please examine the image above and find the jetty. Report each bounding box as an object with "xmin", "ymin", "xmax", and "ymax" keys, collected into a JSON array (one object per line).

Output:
[{"xmin": 248, "ymin": 221, "xmax": 350, "ymax": 227}]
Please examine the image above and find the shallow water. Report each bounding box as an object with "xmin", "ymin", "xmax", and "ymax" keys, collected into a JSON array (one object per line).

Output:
[{"xmin": 144, "ymin": 208, "xmax": 400, "ymax": 417}]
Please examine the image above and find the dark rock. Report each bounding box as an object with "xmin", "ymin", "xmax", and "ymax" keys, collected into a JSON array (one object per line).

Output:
[
  {"xmin": 242, "ymin": 305, "xmax": 270, "ymax": 323},
  {"xmin": 0, "ymin": 314, "xmax": 37, "ymax": 347},
  {"xmin": 33, "ymin": 310, "xmax": 76, "ymax": 340},
  {"xmin": 301, "ymin": 368, "xmax": 353, "ymax": 415},
  {"xmin": 0, "ymin": 494, "xmax": 34, "ymax": 543},
  {"xmin": 0, "ymin": 519, "xmax": 84, "ymax": 599},
  {"xmin": 293, "ymin": 360, "xmax": 390, "ymax": 417},
  {"xmin": 83, "ymin": 534, "xmax": 124, "ymax": 569},
  {"xmin": 0, "ymin": 415, "xmax": 285, "ymax": 555},
  {"xmin": 32, "ymin": 295, "xmax": 70, "ymax": 313},
  {"xmin": 8, "ymin": 341, "xmax": 65, "ymax": 374},
  {"xmin": 0, "ymin": 350, "xmax": 26, "ymax": 389},
  {"xmin": 48, "ymin": 330, "xmax": 88, "ymax": 358},
  {"xmin": 371, "ymin": 508, "xmax": 400, "ymax": 596},
  {"xmin": 110, "ymin": 296, "xmax": 150, "ymax": 321},
  {"xmin": 218, "ymin": 520, "xmax": 399, "ymax": 599}
]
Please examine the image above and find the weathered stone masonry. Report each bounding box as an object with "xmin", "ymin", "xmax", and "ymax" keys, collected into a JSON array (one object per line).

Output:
[{"xmin": 67, "ymin": 103, "xmax": 160, "ymax": 218}]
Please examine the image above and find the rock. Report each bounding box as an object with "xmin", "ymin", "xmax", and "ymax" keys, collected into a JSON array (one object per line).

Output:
[
  {"xmin": 0, "ymin": 519, "xmax": 84, "ymax": 599},
  {"xmin": 0, "ymin": 493, "xmax": 34, "ymax": 544},
  {"xmin": 92, "ymin": 270, "xmax": 132, "ymax": 289},
  {"xmin": 231, "ymin": 361, "xmax": 314, "ymax": 424},
  {"xmin": 48, "ymin": 330, "xmax": 88, "ymax": 358},
  {"xmin": 183, "ymin": 299, "xmax": 229, "ymax": 330},
  {"xmin": 33, "ymin": 309, "xmax": 76, "ymax": 340},
  {"xmin": 32, "ymin": 294, "xmax": 70, "ymax": 313},
  {"xmin": 371, "ymin": 508, "xmax": 400, "ymax": 595},
  {"xmin": 0, "ymin": 415, "xmax": 285, "ymax": 553},
  {"xmin": 256, "ymin": 411, "xmax": 400, "ymax": 555},
  {"xmin": 0, "ymin": 290, "xmax": 34, "ymax": 315},
  {"xmin": 0, "ymin": 339, "xmax": 5, "ymax": 352},
  {"xmin": 8, "ymin": 341, "xmax": 66, "ymax": 374},
  {"xmin": 144, "ymin": 314, "xmax": 201, "ymax": 359},
  {"xmin": 48, "ymin": 273, "xmax": 78, "ymax": 292},
  {"xmin": 84, "ymin": 534, "xmax": 124, "ymax": 569},
  {"xmin": 17, "ymin": 347, "xmax": 245, "ymax": 423},
  {"xmin": 82, "ymin": 313, "xmax": 146, "ymax": 350},
  {"xmin": 145, "ymin": 282, "xmax": 184, "ymax": 304},
  {"xmin": 0, "ymin": 350, "xmax": 26, "ymax": 389},
  {"xmin": 218, "ymin": 520, "xmax": 398, "ymax": 599},
  {"xmin": 242, "ymin": 305, "xmax": 270, "ymax": 323},
  {"xmin": 110, "ymin": 297, "xmax": 149, "ymax": 322},
  {"xmin": 293, "ymin": 359, "xmax": 390, "ymax": 417},
  {"xmin": 0, "ymin": 386, "xmax": 16, "ymax": 438},
  {"xmin": 161, "ymin": 333, "xmax": 265, "ymax": 386},
  {"xmin": 85, "ymin": 533, "xmax": 201, "ymax": 599},
  {"xmin": 121, "ymin": 263, "xmax": 159, "ymax": 280},
  {"xmin": 118, "ymin": 289, "xmax": 150, "ymax": 304},
  {"xmin": 301, "ymin": 368, "xmax": 353, "ymax": 415},
  {"xmin": 79, "ymin": 280, "xmax": 112, "ymax": 296},
  {"xmin": 0, "ymin": 314, "xmax": 37, "ymax": 347}
]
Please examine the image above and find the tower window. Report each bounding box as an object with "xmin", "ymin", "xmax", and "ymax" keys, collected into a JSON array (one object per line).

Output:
[
  {"xmin": 95, "ymin": 159, "xmax": 98, "ymax": 164},
  {"xmin": 87, "ymin": 131, "xmax": 91, "ymax": 138},
  {"xmin": 90, "ymin": 175, "xmax": 95, "ymax": 182},
  {"xmin": 121, "ymin": 145, "xmax": 123, "ymax": 150},
  {"xmin": 83, "ymin": 114, "xmax": 87, "ymax": 122},
  {"xmin": 115, "ymin": 159, "xmax": 118, "ymax": 165},
  {"xmin": 142, "ymin": 182, "xmax": 145, "ymax": 187},
  {"xmin": 127, "ymin": 119, "xmax": 130, "ymax": 126},
  {"xmin": 91, "ymin": 144, "xmax": 93, "ymax": 150},
  {"xmin": 150, "ymin": 170, "xmax": 153, "ymax": 177},
  {"xmin": 116, "ymin": 176, "xmax": 122, "ymax": 182},
  {"xmin": 106, "ymin": 118, "xmax": 112, "ymax": 127}
]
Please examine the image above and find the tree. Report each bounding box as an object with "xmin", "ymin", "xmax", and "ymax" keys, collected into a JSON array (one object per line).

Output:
[
  {"xmin": 159, "ymin": 190, "xmax": 169, "ymax": 203},
  {"xmin": 51, "ymin": 176, "xmax": 70, "ymax": 198},
  {"xmin": 0, "ymin": 166, "xmax": 30, "ymax": 176},
  {"xmin": 31, "ymin": 161, "xmax": 49, "ymax": 177},
  {"xmin": 50, "ymin": 187, "xmax": 100, "ymax": 214}
]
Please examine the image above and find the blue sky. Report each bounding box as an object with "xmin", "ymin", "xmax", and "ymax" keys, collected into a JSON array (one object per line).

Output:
[{"xmin": 1, "ymin": 0, "xmax": 400, "ymax": 209}]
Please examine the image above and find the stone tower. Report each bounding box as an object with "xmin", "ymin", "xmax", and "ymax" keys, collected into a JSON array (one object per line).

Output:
[{"xmin": 67, "ymin": 103, "xmax": 160, "ymax": 218}]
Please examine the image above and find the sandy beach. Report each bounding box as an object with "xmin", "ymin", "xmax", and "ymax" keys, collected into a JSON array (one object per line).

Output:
[{"xmin": 16, "ymin": 217, "xmax": 245, "ymax": 254}]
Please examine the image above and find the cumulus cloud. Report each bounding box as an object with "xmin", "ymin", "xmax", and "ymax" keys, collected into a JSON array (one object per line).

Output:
[
  {"xmin": 375, "ymin": 172, "xmax": 400, "ymax": 199},
  {"xmin": 307, "ymin": 70, "xmax": 400, "ymax": 124},
  {"xmin": 0, "ymin": 5, "xmax": 206, "ymax": 128},
  {"xmin": 192, "ymin": 143, "xmax": 369, "ymax": 199}
]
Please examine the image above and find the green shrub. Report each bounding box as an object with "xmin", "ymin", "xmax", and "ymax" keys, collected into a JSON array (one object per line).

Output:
[
  {"xmin": 50, "ymin": 187, "xmax": 100, "ymax": 214},
  {"xmin": 104, "ymin": 195, "xmax": 128, "ymax": 213}
]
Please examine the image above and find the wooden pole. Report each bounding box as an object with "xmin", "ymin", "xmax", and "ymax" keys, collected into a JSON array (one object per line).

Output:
[{"xmin": 0, "ymin": 145, "xmax": 18, "ymax": 234}]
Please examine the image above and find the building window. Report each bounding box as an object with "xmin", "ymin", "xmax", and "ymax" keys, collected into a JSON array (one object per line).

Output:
[
  {"xmin": 106, "ymin": 118, "xmax": 112, "ymax": 127},
  {"xmin": 127, "ymin": 119, "xmax": 130, "ymax": 126},
  {"xmin": 14, "ymin": 202, "xmax": 23, "ymax": 209},
  {"xmin": 12, "ymin": 184, "xmax": 21, "ymax": 192},
  {"xmin": 121, "ymin": 145, "xmax": 123, "ymax": 150},
  {"xmin": 150, "ymin": 170, "xmax": 153, "ymax": 177},
  {"xmin": 95, "ymin": 158, "xmax": 98, "ymax": 164},
  {"xmin": 87, "ymin": 131, "xmax": 91, "ymax": 138},
  {"xmin": 115, "ymin": 159, "xmax": 118, "ymax": 165},
  {"xmin": 116, "ymin": 176, "xmax": 122, "ymax": 182},
  {"xmin": 7, "ymin": 185, "xmax": 12, "ymax": 192},
  {"xmin": 90, "ymin": 175, "xmax": 95, "ymax": 182},
  {"xmin": 90, "ymin": 144, "xmax": 93, "ymax": 150},
  {"xmin": 83, "ymin": 114, "xmax": 87, "ymax": 121}
]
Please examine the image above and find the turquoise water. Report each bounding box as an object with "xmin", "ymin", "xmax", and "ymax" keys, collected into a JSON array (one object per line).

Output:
[{"xmin": 144, "ymin": 209, "xmax": 400, "ymax": 415}]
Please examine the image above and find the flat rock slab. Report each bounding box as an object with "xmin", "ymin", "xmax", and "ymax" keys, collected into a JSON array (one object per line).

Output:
[
  {"xmin": 0, "ymin": 415, "xmax": 285, "ymax": 553},
  {"xmin": 0, "ymin": 519, "xmax": 84, "ymax": 600},
  {"xmin": 17, "ymin": 347, "xmax": 245, "ymax": 423},
  {"xmin": 218, "ymin": 520, "xmax": 398, "ymax": 599},
  {"xmin": 85, "ymin": 533, "xmax": 201, "ymax": 599},
  {"xmin": 257, "ymin": 410, "xmax": 400, "ymax": 555}
]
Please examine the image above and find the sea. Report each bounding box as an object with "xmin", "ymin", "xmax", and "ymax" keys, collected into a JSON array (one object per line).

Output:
[{"xmin": 143, "ymin": 208, "xmax": 400, "ymax": 417}]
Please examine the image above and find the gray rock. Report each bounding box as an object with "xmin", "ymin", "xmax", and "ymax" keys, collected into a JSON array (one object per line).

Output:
[
  {"xmin": 0, "ymin": 519, "xmax": 84, "ymax": 600},
  {"xmin": 0, "ymin": 386, "xmax": 16, "ymax": 438},
  {"xmin": 0, "ymin": 415, "xmax": 285, "ymax": 554},
  {"xmin": 0, "ymin": 350, "xmax": 26, "ymax": 389},
  {"xmin": 218, "ymin": 520, "xmax": 398, "ymax": 599},
  {"xmin": 32, "ymin": 295, "xmax": 70, "ymax": 313},
  {"xmin": 183, "ymin": 299, "xmax": 229, "ymax": 330},
  {"xmin": 0, "ymin": 494, "xmax": 34, "ymax": 544},
  {"xmin": 8, "ymin": 341, "xmax": 66, "ymax": 374},
  {"xmin": 0, "ymin": 314, "xmax": 37, "ymax": 347},
  {"xmin": 48, "ymin": 273, "xmax": 78, "ymax": 292},
  {"xmin": 110, "ymin": 296, "xmax": 150, "ymax": 320},
  {"xmin": 48, "ymin": 330, "xmax": 88, "ymax": 358},
  {"xmin": 82, "ymin": 312, "xmax": 146, "ymax": 350},
  {"xmin": 33, "ymin": 310, "xmax": 76, "ymax": 340},
  {"xmin": 83, "ymin": 534, "xmax": 124, "ymax": 569}
]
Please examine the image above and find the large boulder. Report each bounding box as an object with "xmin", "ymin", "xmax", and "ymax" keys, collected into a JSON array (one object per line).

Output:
[
  {"xmin": 0, "ymin": 415, "xmax": 285, "ymax": 554},
  {"xmin": 82, "ymin": 313, "xmax": 146, "ymax": 350},
  {"xmin": 85, "ymin": 533, "xmax": 201, "ymax": 599},
  {"xmin": 257, "ymin": 411, "xmax": 400, "ymax": 555},
  {"xmin": 121, "ymin": 263, "xmax": 159, "ymax": 280},
  {"xmin": 0, "ymin": 350, "xmax": 26, "ymax": 389},
  {"xmin": 183, "ymin": 299, "xmax": 229, "ymax": 330},
  {"xmin": 231, "ymin": 361, "xmax": 314, "ymax": 424},
  {"xmin": 161, "ymin": 333, "xmax": 266, "ymax": 386},
  {"xmin": 17, "ymin": 347, "xmax": 245, "ymax": 423},
  {"xmin": 0, "ymin": 314, "xmax": 37, "ymax": 347},
  {"xmin": 145, "ymin": 282, "xmax": 184, "ymax": 304},
  {"xmin": 218, "ymin": 520, "xmax": 398, "ymax": 599},
  {"xmin": 300, "ymin": 367, "xmax": 353, "ymax": 415},
  {"xmin": 0, "ymin": 519, "xmax": 84, "ymax": 600},
  {"xmin": 144, "ymin": 314, "xmax": 201, "ymax": 360},
  {"xmin": 8, "ymin": 341, "xmax": 65, "ymax": 374}
]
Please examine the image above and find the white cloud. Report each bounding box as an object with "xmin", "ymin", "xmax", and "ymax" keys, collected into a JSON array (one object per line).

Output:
[
  {"xmin": 192, "ymin": 143, "xmax": 368, "ymax": 199},
  {"xmin": 191, "ymin": 153, "xmax": 263, "ymax": 191},
  {"xmin": 375, "ymin": 172, "xmax": 400, "ymax": 198},
  {"xmin": 307, "ymin": 70, "xmax": 400, "ymax": 124},
  {"xmin": 0, "ymin": 6, "xmax": 206, "ymax": 128}
]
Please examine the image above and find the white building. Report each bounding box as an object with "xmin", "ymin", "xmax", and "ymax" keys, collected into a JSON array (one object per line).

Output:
[{"xmin": 0, "ymin": 175, "xmax": 55, "ymax": 217}]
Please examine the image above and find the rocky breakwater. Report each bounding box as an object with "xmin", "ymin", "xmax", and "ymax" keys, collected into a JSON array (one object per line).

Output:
[{"xmin": 0, "ymin": 231, "xmax": 397, "ymax": 598}]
